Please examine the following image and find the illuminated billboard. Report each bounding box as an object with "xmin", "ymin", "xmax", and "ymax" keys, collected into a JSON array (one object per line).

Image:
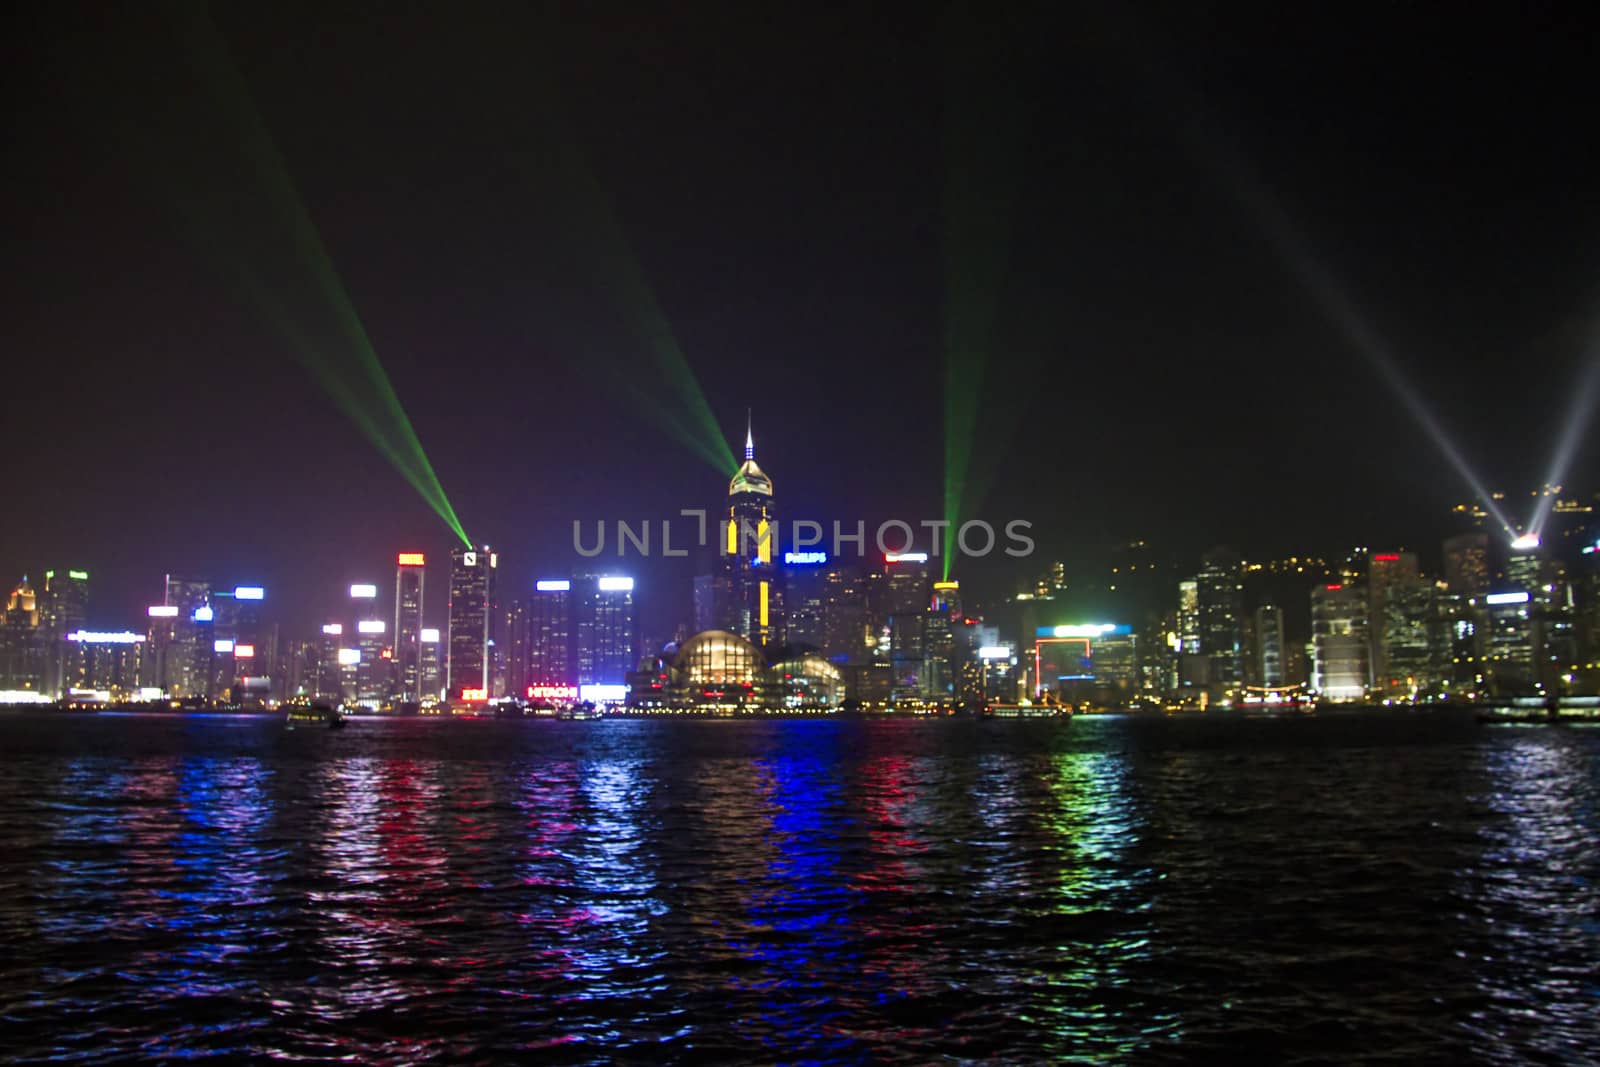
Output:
[
  {"xmin": 1485, "ymin": 591, "xmax": 1530, "ymax": 605},
  {"xmin": 321, "ymin": 623, "xmax": 343, "ymax": 636},
  {"xmin": 580, "ymin": 684, "xmax": 627, "ymax": 704},
  {"xmin": 420, "ymin": 627, "xmax": 440, "ymax": 643},
  {"xmin": 784, "ymin": 551, "xmax": 828, "ymax": 565},
  {"xmin": 460, "ymin": 687, "xmax": 489, "ymax": 702},
  {"xmin": 1040, "ymin": 624, "xmax": 1129, "ymax": 638},
  {"xmin": 234, "ymin": 644, "xmax": 255, "ymax": 659},
  {"xmin": 233, "ymin": 586, "xmax": 265, "ymax": 600},
  {"xmin": 597, "ymin": 576, "xmax": 634, "ymax": 592},
  {"xmin": 349, "ymin": 584, "xmax": 378, "ymax": 599},
  {"xmin": 527, "ymin": 684, "xmax": 580, "ymax": 702},
  {"xmin": 192, "ymin": 606, "xmax": 214, "ymax": 623},
  {"xmin": 885, "ymin": 552, "xmax": 928, "ymax": 564},
  {"xmin": 535, "ymin": 579, "xmax": 571, "ymax": 592},
  {"xmin": 214, "ymin": 639, "xmax": 235, "ymax": 653},
  {"xmin": 977, "ymin": 646, "xmax": 1012, "ymax": 660},
  {"xmin": 337, "ymin": 648, "xmax": 361, "ymax": 666},
  {"xmin": 397, "ymin": 553, "xmax": 425, "ymax": 566},
  {"xmin": 67, "ymin": 631, "xmax": 142, "ymax": 644},
  {"xmin": 147, "ymin": 605, "xmax": 178, "ymax": 618},
  {"xmin": 357, "ymin": 620, "xmax": 386, "ymax": 634}
]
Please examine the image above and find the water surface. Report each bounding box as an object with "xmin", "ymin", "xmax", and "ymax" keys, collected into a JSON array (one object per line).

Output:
[{"xmin": 0, "ymin": 711, "xmax": 1595, "ymax": 1062}]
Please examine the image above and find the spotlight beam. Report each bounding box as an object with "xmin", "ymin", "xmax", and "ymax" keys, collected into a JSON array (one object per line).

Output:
[
  {"xmin": 162, "ymin": 1, "xmax": 472, "ymax": 547},
  {"xmin": 1528, "ymin": 348, "xmax": 1600, "ymax": 536},
  {"xmin": 940, "ymin": 3, "xmax": 1030, "ymax": 579},
  {"xmin": 514, "ymin": 52, "xmax": 736, "ymax": 477},
  {"xmin": 1132, "ymin": 67, "xmax": 1517, "ymax": 538}
]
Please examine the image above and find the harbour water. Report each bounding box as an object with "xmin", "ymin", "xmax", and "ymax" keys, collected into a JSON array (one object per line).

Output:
[{"xmin": 0, "ymin": 710, "xmax": 1595, "ymax": 1062}]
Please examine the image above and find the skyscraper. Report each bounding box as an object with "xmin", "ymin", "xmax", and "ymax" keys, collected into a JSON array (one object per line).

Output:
[
  {"xmin": 162, "ymin": 576, "xmax": 211, "ymax": 699},
  {"xmin": 575, "ymin": 574, "xmax": 635, "ymax": 687},
  {"xmin": 39, "ymin": 569, "xmax": 89, "ymax": 698},
  {"xmin": 1197, "ymin": 547, "xmax": 1244, "ymax": 689},
  {"xmin": 448, "ymin": 545, "xmax": 496, "ymax": 700},
  {"xmin": 722, "ymin": 417, "xmax": 780, "ymax": 647},
  {"xmin": 1442, "ymin": 532, "xmax": 1490, "ymax": 597},
  {"xmin": 1, "ymin": 578, "xmax": 42, "ymax": 693},
  {"xmin": 394, "ymin": 553, "xmax": 425, "ymax": 704},
  {"xmin": 1367, "ymin": 552, "xmax": 1419, "ymax": 688},
  {"xmin": 529, "ymin": 579, "xmax": 574, "ymax": 687},
  {"xmin": 1312, "ymin": 584, "xmax": 1369, "ymax": 701},
  {"xmin": 1253, "ymin": 603, "xmax": 1286, "ymax": 688}
]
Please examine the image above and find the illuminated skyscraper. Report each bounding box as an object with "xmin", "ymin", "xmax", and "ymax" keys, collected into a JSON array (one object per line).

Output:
[
  {"xmin": 575, "ymin": 574, "xmax": 635, "ymax": 687},
  {"xmin": 1367, "ymin": 552, "xmax": 1419, "ymax": 688},
  {"xmin": 1253, "ymin": 603, "xmax": 1286, "ymax": 688},
  {"xmin": 162, "ymin": 576, "xmax": 211, "ymax": 699},
  {"xmin": 40, "ymin": 569, "xmax": 89, "ymax": 698},
  {"xmin": 1442, "ymin": 532, "xmax": 1490, "ymax": 597},
  {"xmin": 419, "ymin": 627, "xmax": 442, "ymax": 699},
  {"xmin": 781, "ymin": 551, "xmax": 830, "ymax": 649},
  {"xmin": 529, "ymin": 579, "xmax": 574, "ymax": 686},
  {"xmin": 1, "ymin": 578, "xmax": 43, "ymax": 693},
  {"xmin": 394, "ymin": 553, "xmax": 425, "ymax": 704},
  {"xmin": 723, "ymin": 418, "xmax": 780, "ymax": 647},
  {"xmin": 1197, "ymin": 547, "xmax": 1243, "ymax": 688},
  {"xmin": 1312, "ymin": 584, "xmax": 1369, "ymax": 701},
  {"xmin": 447, "ymin": 545, "xmax": 496, "ymax": 700}
]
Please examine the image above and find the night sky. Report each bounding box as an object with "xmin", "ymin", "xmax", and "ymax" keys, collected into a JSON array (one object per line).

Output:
[{"xmin": 5, "ymin": 3, "xmax": 1599, "ymax": 633}]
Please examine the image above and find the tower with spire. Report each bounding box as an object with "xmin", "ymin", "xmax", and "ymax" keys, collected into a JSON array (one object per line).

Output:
[{"xmin": 719, "ymin": 412, "xmax": 780, "ymax": 647}]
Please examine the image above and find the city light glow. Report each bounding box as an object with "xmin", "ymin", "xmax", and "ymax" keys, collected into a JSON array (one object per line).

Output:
[
  {"xmin": 978, "ymin": 646, "xmax": 1011, "ymax": 660},
  {"xmin": 1510, "ymin": 533, "xmax": 1541, "ymax": 551}
]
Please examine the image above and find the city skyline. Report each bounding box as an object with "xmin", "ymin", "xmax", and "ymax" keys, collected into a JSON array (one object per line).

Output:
[{"xmin": 6, "ymin": 4, "xmax": 1600, "ymax": 639}]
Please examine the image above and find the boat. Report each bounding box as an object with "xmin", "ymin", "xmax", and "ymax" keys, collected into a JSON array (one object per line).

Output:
[
  {"xmin": 1476, "ymin": 696, "xmax": 1600, "ymax": 726},
  {"xmin": 285, "ymin": 703, "xmax": 346, "ymax": 729}
]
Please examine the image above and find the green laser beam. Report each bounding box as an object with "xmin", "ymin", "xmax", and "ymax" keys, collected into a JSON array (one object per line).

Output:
[
  {"xmin": 162, "ymin": 0, "xmax": 472, "ymax": 547},
  {"xmin": 514, "ymin": 45, "xmax": 736, "ymax": 476},
  {"xmin": 940, "ymin": 4, "xmax": 1031, "ymax": 579}
]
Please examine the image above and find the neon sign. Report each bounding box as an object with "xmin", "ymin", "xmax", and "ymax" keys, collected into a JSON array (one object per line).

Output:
[
  {"xmin": 527, "ymin": 684, "xmax": 579, "ymax": 701},
  {"xmin": 784, "ymin": 551, "xmax": 828, "ymax": 565}
]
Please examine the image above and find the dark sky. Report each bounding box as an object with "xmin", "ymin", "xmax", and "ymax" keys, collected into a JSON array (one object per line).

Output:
[{"xmin": 5, "ymin": 2, "xmax": 1599, "ymax": 633}]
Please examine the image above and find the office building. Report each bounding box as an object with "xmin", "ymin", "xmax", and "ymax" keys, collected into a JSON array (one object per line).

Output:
[
  {"xmin": 1197, "ymin": 547, "xmax": 1244, "ymax": 689},
  {"xmin": 1312, "ymin": 584, "xmax": 1369, "ymax": 701},
  {"xmin": 575, "ymin": 574, "xmax": 635, "ymax": 687},
  {"xmin": 447, "ymin": 545, "xmax": 496, "ymax": 700},
  {"xmin": 394, "ymin": 553, "xmax": 425, "ymax": 704}
]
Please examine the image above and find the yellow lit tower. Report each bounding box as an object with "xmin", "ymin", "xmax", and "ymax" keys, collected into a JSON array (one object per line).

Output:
[{"xmin": 724, "ymin": 414, "xmax": 782, "ymax": 647}]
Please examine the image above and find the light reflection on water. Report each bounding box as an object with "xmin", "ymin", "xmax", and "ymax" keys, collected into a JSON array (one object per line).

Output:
[{"xmin": 0, "ymin": 711, "xmax": 1596, "ymax": 1062}]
